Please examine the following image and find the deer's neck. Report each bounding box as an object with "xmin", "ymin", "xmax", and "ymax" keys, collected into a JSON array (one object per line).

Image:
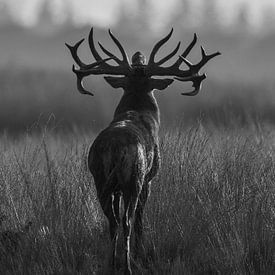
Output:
[{"xmin": 113, "ymin": 91, "xmax": 160, "ymax": 126}]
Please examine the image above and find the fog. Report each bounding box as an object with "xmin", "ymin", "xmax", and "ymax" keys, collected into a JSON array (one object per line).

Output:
[
  {"xmin": 0, "ymin": 0, "xmax": 274, "ymax": 133},
  {"xmin": 1, "ymin": 0, "xmax": 275, "ymax": 34}
]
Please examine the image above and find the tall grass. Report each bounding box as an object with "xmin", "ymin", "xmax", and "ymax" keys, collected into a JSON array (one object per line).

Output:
[
  {"xmin": 0, "ymin": 120, "xmax": 275, "ymax": 274},
  {"xmin": 146, "ymin": 121, "xmax": 275, "ymax": 274}
]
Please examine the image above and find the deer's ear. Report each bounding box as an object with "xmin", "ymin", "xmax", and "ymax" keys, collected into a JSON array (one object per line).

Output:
[
  {"xmin": 104, "ymin": 76, "xmax": 128, "ymax": 89},
  {"xmin": 149, "ymin": 78, "xmax": 174, "ymax": 91}
]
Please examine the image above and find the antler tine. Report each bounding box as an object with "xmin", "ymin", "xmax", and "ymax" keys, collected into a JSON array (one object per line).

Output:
[
  {"xmin": 195, "ymin": 46, "xmax": 221, "ymax": 70},
  {"xmin": 66, "ymin": 38, "xmax": 112, "ymax": 71},
  {"xmin": 177, "ymin": 47, "xmax": 221, "ymax": 76},
  {"xmin": 108, "ymin": 29, "xmax": 130, "ymax": 65},
  {"xmin": 66, "ymin": 39, "xmax": 102, "ymax": 70},
  {"xmin": 98, "ymin": 42, "xmax": 123, "ymax": 65},
  {"xmin": 175, "ymin": 74, "xmax": 206, "ymax": 96},
  {"xmin": 145, "ymin": 31, "xmax": 220, "ymax": 96},
  {"xmin": 174, "ymin": 45, "xmax": 220, "ymax": 96},
  {"xmin": 182, "ymin": 33, "xmax": 197, "ymax": 57},
  {"xmin": 88, "ymin": 27, "xmax": 105, "ymax": 62},
  {"xmin": 148, "ymin": 28, "xmax": 174, "ymax": 65},
  {"xmin": 156, "ymin": 41, "xmax": 181, "ymax": 66},
  {"xmin": 72, "ymin": 57, "xmax": 112, "ymax": 96},
  {"xmin": 172, "ymin": 33, "xmax": 197, "ymax": 68},
  {"xmin": 65, "ymin": 39, "xmax": 86, "ymax": 67},
  {"xmin": 72, "ymin": 65, "xmax": 94, "ymax": 96},
  {"xmin": 88, "ymin": 27, "xmax": 131, "ymax": 71}
]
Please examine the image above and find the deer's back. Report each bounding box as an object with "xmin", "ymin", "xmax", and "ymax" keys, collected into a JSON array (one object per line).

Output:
[{"xmin": 88, "ymin": 112, "xmax": 158, "ymax": 194}]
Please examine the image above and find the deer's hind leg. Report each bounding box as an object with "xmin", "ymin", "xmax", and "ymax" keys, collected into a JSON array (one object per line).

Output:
[
  {"xmin": 111, "ymin": 192, "xmax": 122, "ymax": 266},
  {"xmin": 134, "ymin": 147, "xmax": 159, "ymax": 255},
  {"xmin": 134, "ymin": 180, "xmax": 151, "ymax": 256},
  {"xmin": 93, "ymin": 169, "xmax": 121, "ymax": 271},
  {"xmin": 122, "ymin": 180, "xmax": 143, "ymax": 275},
  {"xmin": 97, "ymin": 191, "xmax": 120, "ymax": 271}
]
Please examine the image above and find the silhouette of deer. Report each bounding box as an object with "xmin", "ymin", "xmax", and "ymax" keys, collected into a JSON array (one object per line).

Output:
[{"xmin": 66, "ymin": 28, "xmax": 220, "ymax": 274}]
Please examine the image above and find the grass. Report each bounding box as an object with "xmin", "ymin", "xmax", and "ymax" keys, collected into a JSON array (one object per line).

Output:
[{"xmin": 0, "ymin": 119, "xmax": 275, "ymax": 274}]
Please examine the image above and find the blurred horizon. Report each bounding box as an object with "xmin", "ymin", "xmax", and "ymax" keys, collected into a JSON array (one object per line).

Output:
[
  {"xmin": 0, "ymin": 0, "xmax": 275, "ymax": 133},
  {"xmin": 1, "ymin": 0, "xmax": 275, "ymax": 35}
]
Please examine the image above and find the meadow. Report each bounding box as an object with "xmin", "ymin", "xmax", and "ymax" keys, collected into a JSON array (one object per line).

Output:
[
  {"xmin": 1, "ymin": 117, "xmax": 275, "ymax": 274},
  {"xmin": 1, "ymin": 68, "xmax": 275, "ymax": 274}
]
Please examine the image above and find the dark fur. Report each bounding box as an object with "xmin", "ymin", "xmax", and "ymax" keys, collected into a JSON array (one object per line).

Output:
[{"xmin": 88, "ymin": 76, "xmax": 171, "ymax": 274}]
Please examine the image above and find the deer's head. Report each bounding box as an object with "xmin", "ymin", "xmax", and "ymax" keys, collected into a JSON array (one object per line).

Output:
[{"xmin": 66, "ymin": 28, "xmax": 220, "ymax": 97}]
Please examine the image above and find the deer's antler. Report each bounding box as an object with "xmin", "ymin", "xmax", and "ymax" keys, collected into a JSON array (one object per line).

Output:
[
  {"xmin": 145, "ymin": 29, "xmax": 221, "ymax": 95},
  {"xmin": 66, "ymin": 28, "xmax": 131, "ymax": 95},
  {"xmin": 66, "ymin": 28, "xmax": 220, "ymax": 96}
]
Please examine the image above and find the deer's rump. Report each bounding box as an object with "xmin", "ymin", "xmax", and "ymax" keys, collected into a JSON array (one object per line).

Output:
[{"xmin": 88, "ymin": 125, "xmax": 154, "ymax": 200}]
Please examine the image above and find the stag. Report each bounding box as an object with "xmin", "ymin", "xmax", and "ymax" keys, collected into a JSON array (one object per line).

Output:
[{"xmin": 66, "ymin": 28, "xmax": 220, "ymax": 274}]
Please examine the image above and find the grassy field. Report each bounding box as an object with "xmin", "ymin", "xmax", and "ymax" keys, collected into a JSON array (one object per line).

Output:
[{"xmin": 1, "ymin": 118, "xmax": 275, "ymax": 274}]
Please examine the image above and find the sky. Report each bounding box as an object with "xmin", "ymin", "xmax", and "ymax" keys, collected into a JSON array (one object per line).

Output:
[{"xmin": 0, "ymin": 0, "xmax": 275, "ymax": 35}]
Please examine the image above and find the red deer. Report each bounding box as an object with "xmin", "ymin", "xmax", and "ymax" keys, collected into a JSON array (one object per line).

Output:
[{"xmin": 66, "ymin": 28, "xmax": 220, "ymax": 274}]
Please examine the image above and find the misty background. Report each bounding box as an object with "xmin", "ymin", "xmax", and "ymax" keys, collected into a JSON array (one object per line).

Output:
[{"xmin": 0, "ymin": 0, "xmax": 275, "ymax": 133}]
